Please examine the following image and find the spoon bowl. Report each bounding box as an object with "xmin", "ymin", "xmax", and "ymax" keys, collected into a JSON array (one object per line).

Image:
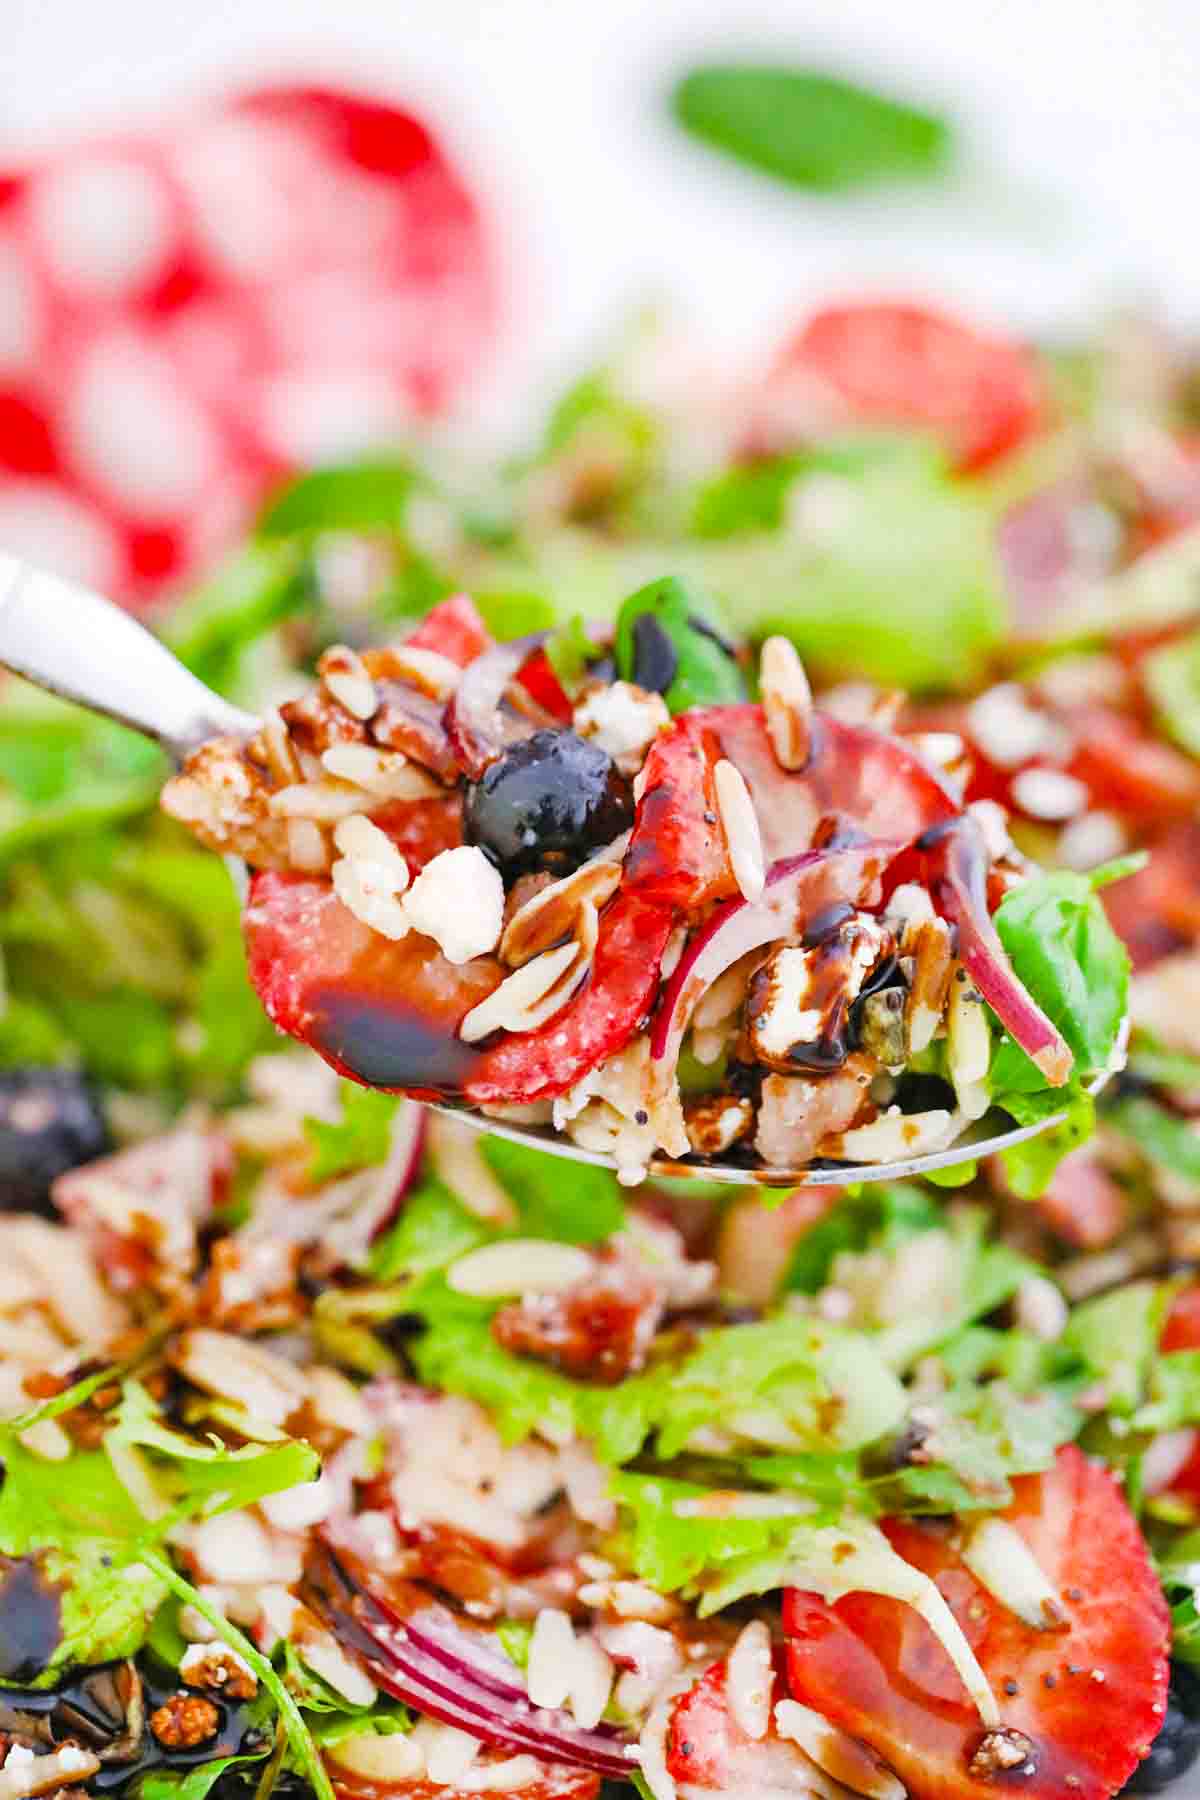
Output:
[{"xmin": 0, "ymin": 552, "xmax": 1126, "ymax": 1188}]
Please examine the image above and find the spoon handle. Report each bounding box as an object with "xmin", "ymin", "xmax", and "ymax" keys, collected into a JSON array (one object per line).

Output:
[{"xmin": 0, "ymin": 553, "xmax": 258, "ymax": 759}]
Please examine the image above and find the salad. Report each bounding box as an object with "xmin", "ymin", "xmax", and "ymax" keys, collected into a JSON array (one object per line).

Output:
[
  {"xmin": 159, "ymin": 585, "xmax": 1126, "ymax": 1183},
  {"xmin": 0, "ymin": 296, "xmax": 1199, "ymax": 1800}
]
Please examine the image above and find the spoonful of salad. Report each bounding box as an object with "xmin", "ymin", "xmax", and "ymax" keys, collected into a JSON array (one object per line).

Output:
[{"xmin": 0, "ymin": 553, "xmax": 1130, "ymax": 1187}]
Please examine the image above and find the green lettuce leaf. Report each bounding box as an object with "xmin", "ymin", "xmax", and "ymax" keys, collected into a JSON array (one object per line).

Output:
[
  {"xmin": 110, "ymin": 1382, "xmax": 320, "ymax": 1516},
  {"xmin": 305, "ymin": 1084, "xmax": 401, "ymax": 1182},
  {"xmin": 479, "ymin": 1136, "xmax": 625, "ymax": 1244}
]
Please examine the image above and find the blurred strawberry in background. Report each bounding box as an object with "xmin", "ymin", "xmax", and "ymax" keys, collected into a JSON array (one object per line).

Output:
[{"xmin": 0, "ymin": 83, "xmax": 492, "ymax": 607}]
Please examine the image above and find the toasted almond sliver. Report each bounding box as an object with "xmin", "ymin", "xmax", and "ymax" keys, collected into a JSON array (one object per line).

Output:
[
  {"xmin": 759, "ymin": 635, "xmax": 813, "ymax": 771},
  {"xmin": 459, "ymin": 941, "xmax": 585, "ymax": 1043},
  {"xmin": 447, "ymin": 1239, "xmax": 594, "ymax": 1298},
  {"xmin": 713, "ymin": 759, "xmax": 765, "ymax": 903},
  {"xmin": 268, "ymin": 780, "xmax": 367, "ymax": 821},
  {"xmin": 500, "ymin": 860, "xmax": 621, "ymax": 968}
]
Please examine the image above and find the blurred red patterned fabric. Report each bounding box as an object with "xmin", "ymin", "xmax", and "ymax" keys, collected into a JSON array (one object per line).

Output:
[{"xmin": 0, "ymin": 84, "xmax": 493, "ymax": 606}]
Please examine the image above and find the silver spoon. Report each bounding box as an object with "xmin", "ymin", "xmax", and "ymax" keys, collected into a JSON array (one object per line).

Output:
[{"xmin": 0, "ymin": 552, "xmax": 1123, "ymax": 1188}]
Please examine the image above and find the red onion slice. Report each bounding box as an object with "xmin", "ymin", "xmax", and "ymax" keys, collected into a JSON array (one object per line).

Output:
[
  {"xmin": 647, "ymin": 841, "xmax": 903, "ymax": 1103},
  {"xmin": 445, "ymin": 632, "xmax": 554, "ymax": 778},
  {"xmin": 307, "ymin": 1544, "xmax": 634, "ymax": 1776},
  {"xmin": 922, "ymin": 815, "xmax": 1073, "ymax": 1085}
]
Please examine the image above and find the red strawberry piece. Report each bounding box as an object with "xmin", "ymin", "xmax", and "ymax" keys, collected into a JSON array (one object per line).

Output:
[
  {"xmin": 783, "ymin": 1445, "xmax": 1171, "ymax": 1800},
  {"xmin": 764, "ymin": 301, "xmax": 1044, "ymax": 473},
  {"xmin": 624, "ymin": 704, "xmax": 958, "ymax": 911}
]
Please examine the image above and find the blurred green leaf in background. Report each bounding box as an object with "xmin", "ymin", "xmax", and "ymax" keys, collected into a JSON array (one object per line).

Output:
[{"xmin": 671, "ymin": 65, "xmax": 953, "ymax": 193}]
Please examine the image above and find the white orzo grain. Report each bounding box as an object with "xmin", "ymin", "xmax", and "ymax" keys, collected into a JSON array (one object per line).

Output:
[{"xmin": 268, "ymin": 780, "xmax": 366, "ymax": 822}]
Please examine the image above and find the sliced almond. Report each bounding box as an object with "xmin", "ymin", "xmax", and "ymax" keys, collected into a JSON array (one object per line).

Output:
[
  {"xmin": 760, "ymin": 635, "xmax": 813, "ymax": 770},
  {"xmin": 500, "ymin": 860, "xmax": 621, "ymax": 968}
]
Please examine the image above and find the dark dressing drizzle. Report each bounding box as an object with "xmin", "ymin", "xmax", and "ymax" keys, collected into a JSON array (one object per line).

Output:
[
  {"xmin": 0, "ymin": 1556, "xmax": 63, "ymax": 1685},
  {"xmin": 310, "ymin": 988, "xmax": 482, "ymax": 1096}
]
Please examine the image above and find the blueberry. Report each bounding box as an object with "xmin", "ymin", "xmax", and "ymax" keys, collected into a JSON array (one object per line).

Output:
[
  {"xmin": 1123, "ymin": 1663, "xmax": 1200, "ymax": 1793},
  {"xmin": 463, "ymin": 730, "xmax": 634, "ymax": 879},
  {"xmin": 0, "ymin": 1068, "xmax": 109, "ymax": 1213}
]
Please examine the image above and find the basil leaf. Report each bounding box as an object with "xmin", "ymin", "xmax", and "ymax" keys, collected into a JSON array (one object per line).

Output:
[
  {"xmin": 614, "ymin": 575, "xmax": 745, "ymax": 712},
  {"xmin": 989, "ymin": 867, "xmax": 1130, "ymax": 1095},
  {"xmin": 671, "ymin": 65, "xmax": 952, "ymax": 192}
]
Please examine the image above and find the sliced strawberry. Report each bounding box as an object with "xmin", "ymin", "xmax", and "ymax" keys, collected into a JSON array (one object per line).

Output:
[
  {"xmin": 665, "ymin": 1653, "xmax": 890, "ymax": 1796},
  {"xmin": 1068, "ymin": 710, "xmax": 1200, "ymax": 824},
  {"xmin": 1102, "ymin": 821, "xmax": 1200, "ymax": 970},
  {"xmin": 329, "ymin": 1761, "xmax": 599, "ymax": 1800},
  {"xmin": 243, "ymin": 870, "xmax": 503, "ymax": 1099},
  {"xmin": 516, "ymin": 648, "xmax": 574, "ymax": 723},
  {"xmin": 243, "ymin": 872, "xmax": 670, "ymax": 1106},
  {"xmin": 464, "ymin": 891, "xmax": 675, "ymax": 1105},
  {"xmin": 771, "ymin": 302, "xmax": 1045, "ymax": 472},
  {"xmin": 624, "ymin": 705, "xmax": 957, "ymax": 910},
  {"xmin": 783, "ymin": 1446, "xmax": 1170, "ymax": 1800},
  {"xmin": 1163, "ymin": 1286, "xmax": 1200, "ymax": 1353},
  {"xmin": 404, "ymin": 594, "xmax": 495, "ymax": 668}
]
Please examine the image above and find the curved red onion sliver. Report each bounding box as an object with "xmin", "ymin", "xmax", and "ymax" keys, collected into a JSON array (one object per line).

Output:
[
  {"xmin": 922, "ymin": 814, "xmax": 1073, "ymax": 1085},
  {"xmin": 444, "ymin": 632, "xmax": 551, "ymax": 778},
  {"xmin": 647, "ymin": 841, "xmax": 902, "ymax": 1102}
]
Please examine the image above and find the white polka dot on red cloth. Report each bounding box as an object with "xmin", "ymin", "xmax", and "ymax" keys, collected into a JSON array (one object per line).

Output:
[
  {"xmin": 30, "ymin": 155, "xmax": 176, "ymax": 301},
  {"xmin": 0, "ymin": 83, "xmax": 493, "ymax": 607}
]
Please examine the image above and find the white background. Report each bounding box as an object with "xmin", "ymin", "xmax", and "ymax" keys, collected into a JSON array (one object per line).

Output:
[{"xmin": 4, "ymin": 0, "xmax": 1200, "ymax": 436}]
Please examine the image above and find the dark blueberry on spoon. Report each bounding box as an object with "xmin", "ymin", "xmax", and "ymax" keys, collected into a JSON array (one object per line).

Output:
[{"xmin": 463, "ymin": 729, "xmax": 634, "ymax": 878}]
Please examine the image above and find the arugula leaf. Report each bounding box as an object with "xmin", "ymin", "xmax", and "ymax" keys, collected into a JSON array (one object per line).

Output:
[
  {"xmin": 544, "ymin": 614, "xmax": 596, "ymax": 690},
  {"xmin": 134, "ymin": 1753, "xmax": 269, "ymax": 1800},
  {"xmin": 0, "ymin": 1437, "xmax": 165, "ymax": 1680},
  {"xmin": 989, "ymin": 866, "xmax": 1131, "ymax": 1096},
  {"xmin": 656, "ymin": 1316, "xmax": 906, "ymax": 1456},
  {"xmin": 1135, "ymin": 1352, "xmax": 1200, "ymax": 1433},
  {"xmin": 671, "ymin": 65, "xmax": 952, "ymax": 192},
  {"xmin": 480, "ymin": 1135, "xmax": 626, "ymax": 1244},
  {"xmin": 614, "ymin": 575, "xmax": 746, "ymax": 713},
  {"xmin": 110, "ymin": 1382, "xmax": 320, "ymax": 1517},
  {"xmin": 409, "ymin": 1300, "xmax": 905, "ymax": 1461},
  {"xmin": 370, "ymin": 1177, "xmax": 489, "ymax": 1281},
  {"xmin": 496, "ymin": 1620, "xmax": 534, "ymax": 1672},
  {"xmin": 305, "ymin": 1084, "xmax": 401, "ymax": 1182}
]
